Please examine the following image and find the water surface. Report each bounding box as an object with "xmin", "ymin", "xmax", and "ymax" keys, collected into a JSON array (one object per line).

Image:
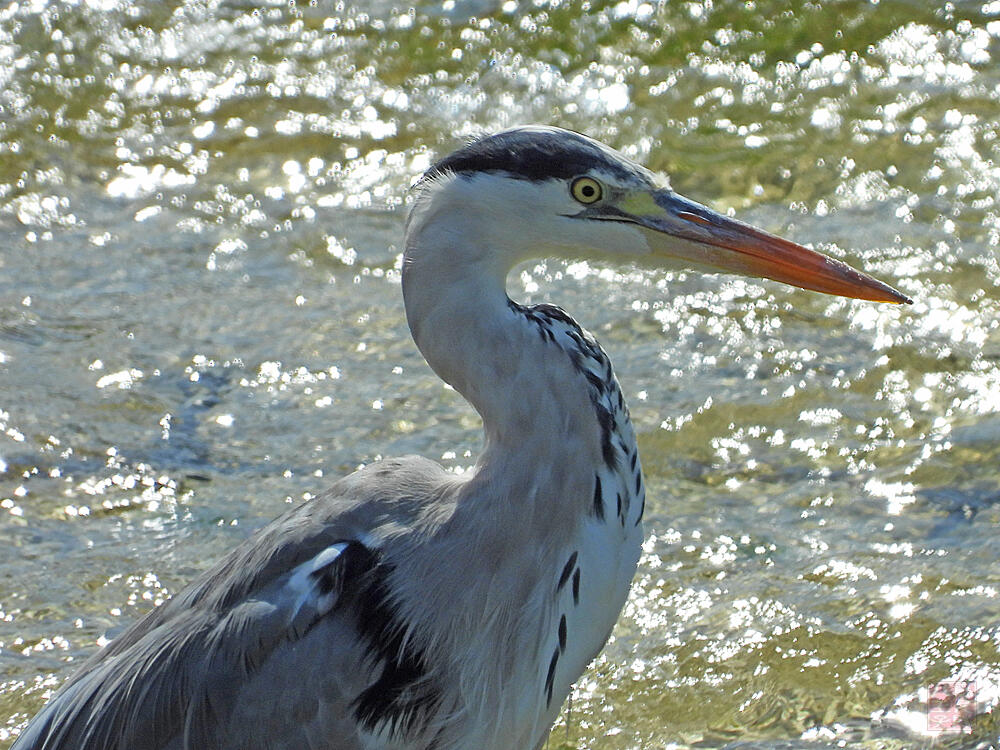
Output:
[{"xmin": 1, "ymin": 0, "xmax": 999, "ymax": 747}]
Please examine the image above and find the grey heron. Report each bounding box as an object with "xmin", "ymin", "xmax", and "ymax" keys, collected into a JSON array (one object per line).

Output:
[{"xmin": 13, "ymin": 126, "xmax": 910, "ymax": 750}]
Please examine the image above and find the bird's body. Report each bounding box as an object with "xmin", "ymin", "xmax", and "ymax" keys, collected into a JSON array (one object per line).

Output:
[
  {"xmin": 13, "ymin": 126, "xmax": 908, "ymax": 750},
  {"xmin": 17, "ymin": 307, "xmax": 643, "ymax": 750}
]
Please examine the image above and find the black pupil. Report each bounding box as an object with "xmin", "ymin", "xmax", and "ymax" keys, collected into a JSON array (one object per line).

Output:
[{"xmin": 581, "ymin": 184, "xmax": 595, "ymax": 197}]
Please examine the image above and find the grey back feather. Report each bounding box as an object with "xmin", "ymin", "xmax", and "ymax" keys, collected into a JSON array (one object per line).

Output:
[{"xmin": 14, "ymin": 456, "xmax": 449, "ymax": 750}]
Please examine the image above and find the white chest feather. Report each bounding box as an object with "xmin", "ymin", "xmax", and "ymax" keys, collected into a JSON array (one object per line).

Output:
[{"xmin": 498, "ymin": 305, "xmax": 647, "ymax": 746}]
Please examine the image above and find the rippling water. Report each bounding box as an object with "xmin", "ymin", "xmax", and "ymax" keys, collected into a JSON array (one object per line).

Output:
[{"xmin": 2, "ymin": 0, "xmax": 999, "ymax": 747}]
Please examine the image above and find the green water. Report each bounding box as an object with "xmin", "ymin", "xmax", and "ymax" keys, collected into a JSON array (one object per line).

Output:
[{"xmin": 1, "ymin": 0, "xmax": 999, "ymax": 747}]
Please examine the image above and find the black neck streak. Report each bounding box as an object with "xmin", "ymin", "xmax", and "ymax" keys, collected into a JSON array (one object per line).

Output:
[{"xmin": 510, "ymin": 300, "xmax": 621, "ymax": 471}]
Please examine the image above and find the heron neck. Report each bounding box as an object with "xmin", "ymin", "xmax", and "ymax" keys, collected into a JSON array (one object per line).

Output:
[
  {"xmin": 402, "ymin": 249, "xmax": 528, "ymax": 425},
  {"xmin": 401, "ymin": 247, "xmax": 605, "ymax": 478}
]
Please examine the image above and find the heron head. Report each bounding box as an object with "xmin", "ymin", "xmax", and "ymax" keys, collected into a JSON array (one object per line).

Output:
[{"xmin": 408, "ymin": 126, "xmax": 910, "ymax": 305}]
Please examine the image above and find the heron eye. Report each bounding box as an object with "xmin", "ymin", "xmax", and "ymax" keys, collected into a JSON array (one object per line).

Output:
[{"xmin": 571, "ymin": 177, "xmax": 602, "ymax": 204}]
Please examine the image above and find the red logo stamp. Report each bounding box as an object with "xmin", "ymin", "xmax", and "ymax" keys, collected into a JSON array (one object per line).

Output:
[{"xmin": 926, "ymin": 679, "xmax": 977, "ymax": 735}]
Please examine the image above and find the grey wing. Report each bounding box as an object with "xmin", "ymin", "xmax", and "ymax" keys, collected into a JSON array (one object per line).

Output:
[
  {"xmin": 12, "ymin": 457, "xmax": 451, "ymax": 750},
  {"xmin": 14, "ymin": 537, "xmax": 376, "ymax": 750}
]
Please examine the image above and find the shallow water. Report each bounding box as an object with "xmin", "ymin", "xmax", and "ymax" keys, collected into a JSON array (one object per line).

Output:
[{"xmin": 1, "ymin": 0, "xmax": 999, "ymax": 747}]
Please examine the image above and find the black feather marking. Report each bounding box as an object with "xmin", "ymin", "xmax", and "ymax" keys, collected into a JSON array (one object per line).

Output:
[
  {"xmin": 558, "ymin": 615, "xmax": 567, "ymax": 651},
  {"xmin": 594, "ymin": 402, "xmax": 617, "ymax": 468},
  {"xmin": 572, "ymin": 569, "xmax": 581, "ymax": 605},
  {"xmin": 544, "ymin": 648, "xmax": 560, "ymax": 706},
  {"xmin": 616, "ymin": 492, "xmax": 623, "ymax": 520},
  {"xmin": 508, "ymin": 300, "xmax": 619, "ymax": 468},
  {"xmin": 339, "ymin": 543, "xmax": 441, "ymax": 737},
  {"xmin": 593, "ymin": 474, "xmax": 604, "ymax": 520},
  {"xmin": 310, "ymin": 554, "xmax": 349, "ymax": 597},
  {"xmin": 566, "ymin": 329, "xmax": 601, "ymax": 363},
  {"xmin": 532, "ymin": 303, "xmax": 580, "ymax": 329},
  {"xmin": 557, "ymin": 552, "xmax": 578, "ymax": 592},
  {"xmin": 584, "ymin": 369, "xmax": 606, "ymax": 394},
  {"xmin": 635, "ymin": 472, "xmax": 642, "ymax": 495},
  {"xmin": 423, "ymin": 128, "xmax": 644, "ymax": 184},
  {"xmin": 629, "ymin": 451, "xmax": 637, "ymax": 472},
  {"xmin": 635, "ymin": 494, "xmax": 645, "ymax": 526}
]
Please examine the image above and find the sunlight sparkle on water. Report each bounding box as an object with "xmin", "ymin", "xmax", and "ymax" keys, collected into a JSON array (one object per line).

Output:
[{"xmin": 3, "ymin": 0, "xmax": 1000, "ymax": 747}]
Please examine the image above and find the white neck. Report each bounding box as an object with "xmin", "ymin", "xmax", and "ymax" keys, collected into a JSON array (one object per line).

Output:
[
  {"xmin": 397, "ymin": 175, "xmax": 645, "ymax": 750},
  {"xmin": 401, "ymin": 192, "xmax": 609, "ymax": 493}
]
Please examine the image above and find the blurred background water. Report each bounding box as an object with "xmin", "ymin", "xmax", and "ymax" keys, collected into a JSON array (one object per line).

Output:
[{"xmin": 1, "ymin": 0, "xmax": 999, "ymax": 747}]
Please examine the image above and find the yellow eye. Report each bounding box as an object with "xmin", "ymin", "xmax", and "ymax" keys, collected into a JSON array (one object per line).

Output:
[{"xmin": 571, "ymin": 177, "xmax": 602, "ymax": 204}]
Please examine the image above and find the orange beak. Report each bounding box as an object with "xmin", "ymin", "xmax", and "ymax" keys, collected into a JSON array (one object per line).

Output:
[{"xmin": 620, "ymin": 189, "xmax": 911, "ymax": 304}]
